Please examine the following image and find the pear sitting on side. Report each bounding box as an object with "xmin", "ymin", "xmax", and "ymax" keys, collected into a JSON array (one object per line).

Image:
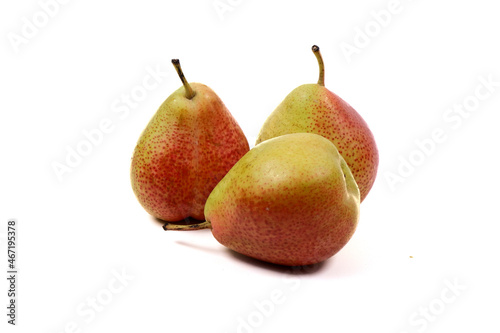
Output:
[
  {"xmin": 131, "ymin": 59, "xmax": 249, "ymax": 223},
  {"xmin": 165, "ymin": 133, "xmax": 360, "ymax": 266},
  {"xmin": 256, "ymin": 45, "xmax": 378, "ymax": 202}
]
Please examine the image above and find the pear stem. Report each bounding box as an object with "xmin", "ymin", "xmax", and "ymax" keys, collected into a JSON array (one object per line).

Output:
[
  {"xmin": 171, "ymin": 59, "xmax": 196, "ymax": 100},
  {"xmin": 311, "ymin": 45, "xmax": 325, "ymax": 86},
  {"xmin": 163, "ymin": 220, "xmax": 212, "ymax": 231}
]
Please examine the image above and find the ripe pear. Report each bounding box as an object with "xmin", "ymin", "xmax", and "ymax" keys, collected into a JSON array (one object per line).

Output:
[
  {"xmin": 164, "ymin": 133, "xmax": 360, "ymax": 266},
  {"xmin": 131, "ymin": 59, "xmax": 249, "ymax": 222},
  {"xmin": 256, "ymin": 45, "xmax": 378, "ymax": 202}
]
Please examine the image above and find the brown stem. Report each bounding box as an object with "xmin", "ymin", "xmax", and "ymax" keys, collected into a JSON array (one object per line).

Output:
[
  {"xmin": 163, "ymin": 220, "xmax": 212, "ymax": 231},
  {"xmin": 311, "ymin": 45, "xmax": 325, "ymax": 86},
  {"xmin": 171, "ymin": 59, "xmax": 196, "ymax": 99}
]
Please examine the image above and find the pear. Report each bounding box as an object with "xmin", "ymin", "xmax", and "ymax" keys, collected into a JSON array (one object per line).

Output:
[
  {"xmin": 131, "ymin": 59, "xmax": 249, "ymax": 222},
  {"xmin": 256, "ymin": 45, "xmax": 378, "ymax": 202},
  {"xmin": 164, "ymin": 133, "xmax": 360, "ymax": 266}
]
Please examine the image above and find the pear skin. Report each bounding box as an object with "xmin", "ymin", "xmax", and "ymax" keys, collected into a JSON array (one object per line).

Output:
[
  {"xmin": 131, "ymin": 60, "xmax": 249, "ymax": 222},
  {"xmin": 256, "ymin": 45, "xmax": 378, "ymax": 202},
  {"xmin": 204, "ymin": 133, "xmax": 360, "ymax": 266}
]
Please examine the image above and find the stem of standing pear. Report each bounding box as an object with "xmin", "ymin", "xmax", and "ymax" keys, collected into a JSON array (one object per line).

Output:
[
  {"xmin": 311, "ymin": 45, "xmax": 325, "ymax": 86},
  {"xmin": 171, "ymin": 59, "xmax": 196, "ymax": 99},
  {"xmin": 163, "ymin": 220, "xmax": 212, "ymax": 231}
]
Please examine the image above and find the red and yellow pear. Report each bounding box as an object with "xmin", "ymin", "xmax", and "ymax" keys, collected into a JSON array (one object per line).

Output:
[
  {"xmin": 165, "ymin": 133, "xmax": 360, "ymax": 266},
  {"xmin": 256, "ymin": 45, "xmax": 379, "ymax": 202},
  {"xmin": 131, "ymin": 59, "xmax": 249, "ymax": 222}
]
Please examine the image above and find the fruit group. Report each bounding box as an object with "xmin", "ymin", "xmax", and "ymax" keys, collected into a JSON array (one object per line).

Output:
[
  {"xmin": 131, "ymin": 59, "xmax": 249, "ymax": 222},
  {"xmin": 256, "ymin": 45, "xmax": 378, "ymax": 202},
  {"xmin": 165, "ymin": 133, "xmax": 360, "ymax": 266}
]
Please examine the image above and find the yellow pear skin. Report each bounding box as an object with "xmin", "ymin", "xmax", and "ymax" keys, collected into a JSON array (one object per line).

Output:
[
  {"xmin": 256, "ymin": 45, "xmax": 378, "ymax": 202},
  {"xmin": 204, "ymin": 133, "xmax": 360, "ymax": 266},
  {"xmin": 131, "ymin": 60, "xmax": 249, "ymax": 222}
]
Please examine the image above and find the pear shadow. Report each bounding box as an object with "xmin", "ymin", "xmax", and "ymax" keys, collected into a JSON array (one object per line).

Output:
[
  {"xmin": 175, "ymin": 238, "xmax": 222, "ymax": 254},
  {"xmin": 227, "ymin": 249, "xmax": 327, "ymax": 276}
]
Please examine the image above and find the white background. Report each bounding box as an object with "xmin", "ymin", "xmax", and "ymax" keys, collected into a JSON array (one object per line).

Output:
[{"xmin": 1, "ymin": 0, "xmax": 500, "ymax": 332}]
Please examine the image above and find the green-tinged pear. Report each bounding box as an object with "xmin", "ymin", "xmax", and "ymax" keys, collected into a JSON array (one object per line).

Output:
[
  {"xmin": 256, "ymin": 45, "xmax": 378, "ymax": 202},
  {"xmin": 131, "ymin": 59, "xmax": 249, "ymax": 223},
  {"xmin": 165, "ymin": 133, "xmax": 360, "ymax": 266}
]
